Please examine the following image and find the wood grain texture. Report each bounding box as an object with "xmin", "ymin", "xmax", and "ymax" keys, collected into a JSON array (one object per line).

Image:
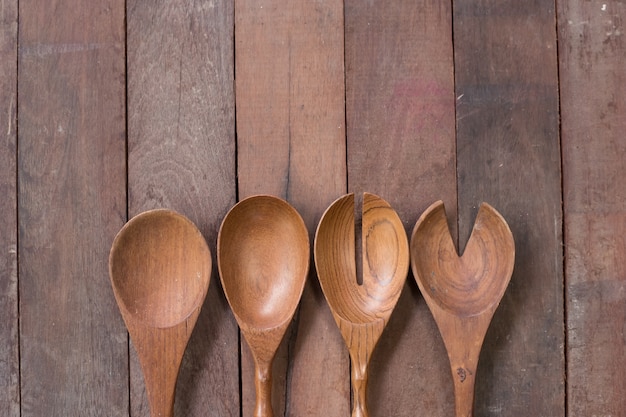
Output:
[
  {"xmin": 0, "ymin": 1, "xmax": 18, "ymax": 415},
  {"xmin": 10, "ymin": 2, "xmax": 625, "ymax": 416},
  {"xmin": 110, "ymin": 210, "xmax": 212, "ymax": 417},
  {"xmin": 558, "ymin": 1, "xmax": 626, "ymax": 415},
  {"xmin": 126, "ymin": 1, "xmax": 237, "ymax": 416},
  {"xmin": 315, "ymin": 193, "xmax": 409, "ymax": 417},
  {"xmin": 218, "ymin": 196, "xmax": 309, "ymax": 417},
  {"xmin": 453, "ymin": 1, "xmax": 564, "ymax": 415},
  {"xmin": 411, "ymin": 201, "xmax": 515, "ymax": 417},
  {"xmin": 17, "ymin": 0, "xmax": 127, "ymax": 415},
  {"xmin": 235, "ymin": 1, "xmax": 348, "ymax": 416},
  {"xmin": 344, "ymin": 1, "xmax": 457, "ymax": 415}
]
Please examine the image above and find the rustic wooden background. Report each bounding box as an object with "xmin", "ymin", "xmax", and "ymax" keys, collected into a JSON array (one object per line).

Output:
[{"xmin": 1, "ymin": 0, "xmax": 624, "ymax": 416}]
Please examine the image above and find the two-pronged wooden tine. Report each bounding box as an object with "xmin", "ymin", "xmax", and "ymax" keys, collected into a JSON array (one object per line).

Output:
[{"xmin": 410, "ymin": 200, "xmax": 514, "ymax": 417}]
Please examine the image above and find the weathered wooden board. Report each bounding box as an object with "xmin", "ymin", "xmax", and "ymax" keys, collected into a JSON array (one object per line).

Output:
[
  {"xmin": 235, "ymin": 1, "xmax": 348, "ymax": 415},
  {"xmin": 0, "ymin": 1, "xmax": 18, "ymax": 416},
  {"xmin": 126, "ymin": 1, "xmax": 238, "ymax": 416},
  {"xmin": 344, "ymin": 1, "xmax": 457, "ymax": 415},
  {"xmin": 453, "ymin": 1, "xmax": 564, "ymax": 415},
  {"xmin": 559, "ymin": 1, "xmax": 626, "ymax": 415},
  {"xmin": 17, "ymin": 0, "xmax": 127, "ymax": 415},
  {"xmin": 10, "ymin": 1, "xmax": 626, "ymax": 416}
]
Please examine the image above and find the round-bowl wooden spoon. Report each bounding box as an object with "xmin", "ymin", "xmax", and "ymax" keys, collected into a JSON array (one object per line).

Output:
[
  {"xmin": 109, "ymin": 209, "xmax": 211, "ymax": 417},
  {"xmin": 217, "ymin": 195, "xmax": 309, "ymax": 417},
  {"xmin": 314, "ymin": 192, "xmax": 409, "ymax": 417},
  {"xmin": 410, "ymin": 200, "xmax": 514, "ymax": 417}
]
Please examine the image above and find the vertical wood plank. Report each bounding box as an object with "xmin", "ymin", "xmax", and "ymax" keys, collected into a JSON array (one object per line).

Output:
[
  {"xmin": 0, "ymin": 1, "xmax": 18, "ymax": 416},
  {"xmin": 559, "ymin": 1, "xmax": 626, "ymax": 415},
  {"xmin": 344, "ymin": 1, "xmax": 457, "ymax": 415},
  {"xmin": 453, "ymin": 1, "xmax": 564, "ymax": 415},
  {"xmin": 235, "ymin": 1, "xmax": 349, "ymax": 415},
  {"xmin": 126, "ymin": 1, "xmax": 238, "ymax": 416},
  {"xmin": 17, "ymin": 0, "xmax": 127, "ymax": 415}
]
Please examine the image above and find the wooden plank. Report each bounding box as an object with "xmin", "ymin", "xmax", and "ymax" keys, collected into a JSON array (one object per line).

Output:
[
  {"xmin": 453, "ymin": 1, "xmax": 564, "ymax": 415},
  {"xmin": 17, "ymin": 0, "xmax": 127, "ymax": 415},
  {"xmin": 558, "ymin": 1, "xmax": 626, "ymax": 415},
  {"xmin": 0, "ymin": 1, "xmax": 18, "ymax": 416},
  {"xmin": 235, "ymin": 1, "xmax": 348, "ymax": 416},
  {"xmin": 344, "ymin": 1, "xmax": 457, "ymax": 415},
  {"xmin": 126, "ymin": 1, "xmax": 238, "ymax": 416}
]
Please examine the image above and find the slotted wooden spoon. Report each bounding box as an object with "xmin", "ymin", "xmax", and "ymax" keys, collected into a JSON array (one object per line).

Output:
[
  {"xmin": 410, "ymin": 200, "xmax": 514, "ymax": 417},
  {"xmin": 314, "ymin": 192, "xmax": 409, "ymax": 417},
  {"xmin": 217, "ymin": 195, "xmax": 309, "ymax": 417},
  {"xmin": 109, "ymin": 209, "xmax": 211, "ymax": 417}
]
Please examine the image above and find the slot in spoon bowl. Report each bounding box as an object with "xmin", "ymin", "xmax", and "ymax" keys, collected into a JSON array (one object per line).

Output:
[{"xmin": 314, "ymin": 192, "xmax": 409, "ymax": 417}]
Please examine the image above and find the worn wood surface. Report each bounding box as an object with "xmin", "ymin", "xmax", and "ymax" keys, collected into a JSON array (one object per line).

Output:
[
  {"xmin": 559, "ymin": 1, "xmax": 626, "ymax": 415},
  {"xmin": 0, "ymin": 1, "xmax": 18, "ymax": 416},
  {"xmin": 454, "ymin": 1, "xmax": 564, "ymax": 415},
  {"xmin": 344, "ymin": 2, "xmax": 458, "ymax": 415},
  {"xmin": 4, "ymin": 0, "xmax": 626, "ymax": 415},
  {"xmin": 235, "ymin": 1, "xmax": 348, "ymax": 416},
  {"xmin": 126, "ymin": 1, "xmax": 238, "ymax": 416},
  {"xmin": 17, "ymin": 0, "xmax": 127, "ymax": 415}
]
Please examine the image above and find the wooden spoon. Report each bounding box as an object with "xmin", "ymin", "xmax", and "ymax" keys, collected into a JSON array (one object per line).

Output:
[
  {"xmin": 109, "ymin": 209, "xmax": 212, "ymax": 417},
  {"xmin": 217, "ymin": 195, "xmax": 309, "ymax": 417},
  {"xmin": 314, "ymin": 192, "xmax": 409, "ymax": 417},
  {"xmin": 410, "ymin": 200, "xmax": 515, "ymax": 417}
]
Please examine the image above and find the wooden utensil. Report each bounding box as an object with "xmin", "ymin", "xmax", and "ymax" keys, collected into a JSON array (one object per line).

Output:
[
  {"xmin": 217, "ymin": 195, "xmax": 309, "ymax": 417},
  {"xmin": 314, "ymin": 192, "xmax": 409, "ymax": 417},
  {"xmin": 109, "ymin": 209, "xmax": 212, "ymax": 417},
  {"xmin": 410, "ymin": 200, "xmax": 514, "ymax": 417}
]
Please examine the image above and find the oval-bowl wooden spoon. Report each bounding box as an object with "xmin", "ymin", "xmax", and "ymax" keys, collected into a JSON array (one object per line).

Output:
[
  {"xmin": 109, "ymin": 209, "xmax": 211, "ymax": 417},
  {"xmin": 410, "ymin": 200, "xmax": 514, "ymax": 417},
  {"xmin": 217, "ymin": 195, "xmax": 309, "ymax": 417},
  {"xmin": 314, "ymin": 192, "xmax": 409, "ymax": 417}
]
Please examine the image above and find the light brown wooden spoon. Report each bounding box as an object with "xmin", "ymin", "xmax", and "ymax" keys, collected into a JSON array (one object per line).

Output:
[
  {"xmin": 109, "ymin": 209, "xmax": 211, "ymax": 417},
  {"xmin": 314, "ymin": 192, "xmax": 409, "ymax": 417},
  {"xmin": 217, "ymin": 195, "xmax": 309, "ymax": 417},
  {"xmin": 410, "ymin": 200, "xmax": 515, "ymax": 417}
]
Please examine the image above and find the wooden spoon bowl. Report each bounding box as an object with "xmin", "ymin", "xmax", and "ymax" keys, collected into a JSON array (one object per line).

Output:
[
  {"xmin": 218, "ymin": 195, "xmax": 309, "ymax": 417},
  {"xmin": 315, "ymin": 193, "xmax": 409, "ymax": 417},
  {"xmin": 410, "ymin": 200, "xmax": 514, "ymax": 417},
  {"xmin": 109, "ymin": 209, "xmax": 211, "ymax": 417}
]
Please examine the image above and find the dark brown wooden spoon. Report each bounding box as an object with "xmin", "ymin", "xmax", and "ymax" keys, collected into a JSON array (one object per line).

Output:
[
  {"xmin": 410, "ymin": 200, "xmax": 514, "ymax": 417},
  {"xmin": 217, "ymin": 195, "xmax": 309, "ymax": 417},
  {"xmin": 314, "ymin": 192, "xmax": 409, "ymax": 417},
  {"xmin": 109, "ymin": 209, "xmax": 211, "ymax": 417}
]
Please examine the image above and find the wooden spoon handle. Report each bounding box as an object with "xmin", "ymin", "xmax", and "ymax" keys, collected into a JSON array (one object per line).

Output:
[
  {"xmin": 254, "ymin": 359, "xmax": 273, "ymax": 417},
  {"xmin": 128, "ymin": 322, "xmax": 189, "ymax": 417},
  {"xmin": 148, "ymin": 390, "xmax": 175, "ymax": 417},
  {"xmin": 450, "ymin": 363, "xmax": 476, "ymax": 417},
  {"xmin": 441, "ymin": 321, "xmax": 482, "ymax": 417},
  {"xmin": 350, "ymin": 354, "xmax": 369, "ymax": 417}
]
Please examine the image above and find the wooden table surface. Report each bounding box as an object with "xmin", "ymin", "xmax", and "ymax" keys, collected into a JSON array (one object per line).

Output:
[{"xmin": 1, "ymin": 1, "xmax": 624, "ymax": 416}]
